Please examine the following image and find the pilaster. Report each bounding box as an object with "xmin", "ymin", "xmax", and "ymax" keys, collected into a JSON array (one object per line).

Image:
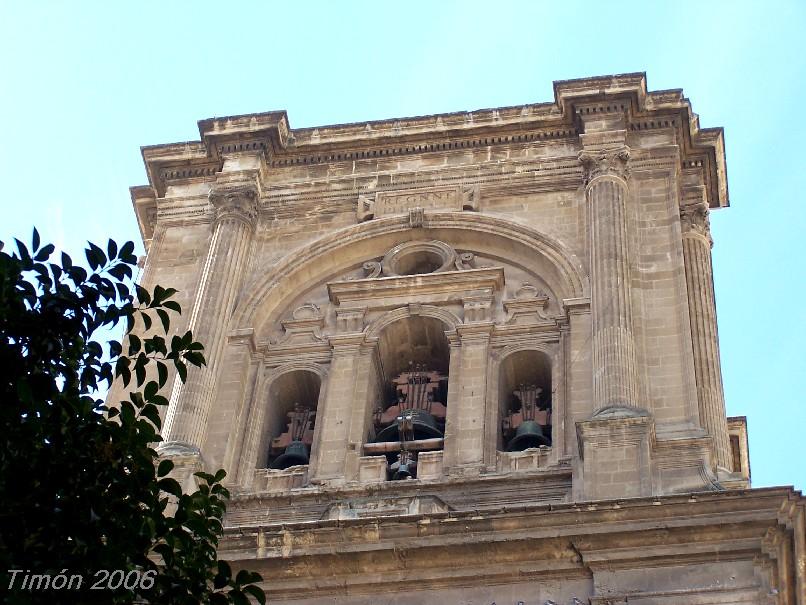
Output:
[
  {"xmin": 579, "ymin": 126, "xmax": 642, "ymax": 414},
  {"xmin": 161, "ymin": 168, "xmax": 260, "ymax": 461},
  {"xmin": 443, "ymin": 323, "xmax": 494, "ymax": 476},
  {"xmin": 680, "ymin": 194, "xmax": 731, "ymax": 471},
  {"xmin": 309, "ymin": 333, "xmax": 373, "ymax": 484}
]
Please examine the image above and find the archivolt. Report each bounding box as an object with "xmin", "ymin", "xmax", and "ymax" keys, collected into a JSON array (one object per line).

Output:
[
  {"xmin": 234, "ymin": 212, "xmax": 587, "ymax": 335},
  {"xmin": 365, "ymin": 305, "xmax": 461, "ymax": 338}
]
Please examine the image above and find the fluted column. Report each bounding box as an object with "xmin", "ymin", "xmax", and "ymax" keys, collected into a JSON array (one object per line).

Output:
[
  {"xmin": 680, "ymin": 201, "xmax": 731, "ymax": 470},
  {"xmin": 579, "ymin": 146, "xmax": 642, "ymax": 412},
  {"xmin": 162, "ymin": 174, "xmax": 259, "ymax": 452}
]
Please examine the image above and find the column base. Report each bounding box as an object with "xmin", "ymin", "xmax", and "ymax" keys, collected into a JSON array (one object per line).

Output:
[
  {"xmin": 576, "ymin": 408, "xmax": 655, "ymax": 500},
  {"xmin": 156, "ymin": 441, "xmax": 204, "ymax": 495}
]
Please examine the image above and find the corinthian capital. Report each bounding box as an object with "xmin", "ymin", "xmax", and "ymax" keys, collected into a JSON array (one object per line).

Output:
[
  {"xmin": 680, "ymin": 201, "xmax": 711, "ymax": 243},
  {"xmin": 209, "ymin": 180, "xmax": 260, "ymax": 228},
  {"xmin": 578, "ymin": 146, "xmax": 630, "ymax": 185}
]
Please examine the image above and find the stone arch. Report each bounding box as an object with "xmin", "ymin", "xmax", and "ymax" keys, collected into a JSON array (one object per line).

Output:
[
  {"xmin": 365, "ymin": 304, "xmax": 461, "ymax": 339},
  {"xmin": 242, "ymin": 361, "xmax": 329, "ymax": 478},
  {"xmin": 485, "ymin": 342, "xmax": 563, "ymax": 462},
  {"xmin": 234, "ymin": 212, "xmax": 587, "ymax": 337}
]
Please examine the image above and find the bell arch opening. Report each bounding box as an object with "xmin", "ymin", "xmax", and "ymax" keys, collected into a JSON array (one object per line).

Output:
[
  {"xmin": 366, "ymin": 315, "xmax": 451, "ymax": 480},
  {"xmin": 258, "ymin": 370, "xmax": 322, "ymax": 470},
  {"xmin": 498, "ymin": 350, "xmax": 553, "ymax": 452}
]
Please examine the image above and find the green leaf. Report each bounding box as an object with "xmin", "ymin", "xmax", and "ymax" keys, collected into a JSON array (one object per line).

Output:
[
  {"xmin": 235, "ymin": 569, "xmax": 251, "ymax": 585},
  {"xmin": 135, "ymin": 356, "xmax": 147, "ymax": 386},
  {"xmin": 144, "ymin": 380, "xmax": 159, "ymax": 400},
  {"xmin": 231, "ymin": 590, "xmax": 250, "ymax": 605},
  {"xmin": 142, "ymin": 312, "xmax": 152, "ymax": 331},
  {"xmin": 120, "ymin": 240, "xmax": 135, "ymax": 259},
  {"xmin": 217, "ymin": 560, "xmax": 232, "ymax": 581},
  {"xmin": 34, "ymin": 243, "xmax": 54, "ymax": 262},
  {"xmin": 244, "ymin": 584, "xmax": 267, "ymax": 605},
  {"xmin": 135, "ymin": 284, "xmax": 151, "ymax": 305},
  {"xmin": 128, "ymin": 334, "xmax": 142, "ymax": 355},
  {"xmin": 175, "ymin": 360, "xmax": 187, "ymax": 383},
  {"xmin": 157, "ymin": 361, "xmax": 168, "ymax": 388},
  {"xmin": 32, "ymin": 227, "xmax": 40, "ymax": 250},
  {"xmin": 157, "ymin": 459, "xmax": 174, "ymax": 477},
  {"xmin": 107, "ymin": 239, "xmax": 117, "ymax": 259},
  {"xmin": 140, "ymin": 403, "xmax": 162, "ymax": 429},
  {"xmin": 157, "ymin": 477, "xmax": 183, "ymax": 498},
  {"xmin": 156, "ymin": 308, "xmax": 170, "ymax": 333}
]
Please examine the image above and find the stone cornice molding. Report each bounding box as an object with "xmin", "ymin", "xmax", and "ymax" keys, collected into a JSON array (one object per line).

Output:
[
  {"xmin": 578, "ymin": 146, "xmax": 631, "ymax": 187},
  {"xmin": 220, "ymin": 488, "xmax": 805, "ymax": 601},
  {"xmin": 132, "ymin": 73, "xmax": 728, "ymax": 234}
]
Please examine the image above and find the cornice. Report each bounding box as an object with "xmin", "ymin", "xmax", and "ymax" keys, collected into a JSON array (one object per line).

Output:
[
  {"xmin": 220, "ymin": 487, "xmax": 803, "ymax": 601},
  {"xmin": 133, "ymin": 73, "xmax": 728, "ymax": 226}
]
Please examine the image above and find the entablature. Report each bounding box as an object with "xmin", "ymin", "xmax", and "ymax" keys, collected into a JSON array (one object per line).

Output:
[{"xmin": 132, "ymin": 73, "xmax": 728, "ymax": 244}]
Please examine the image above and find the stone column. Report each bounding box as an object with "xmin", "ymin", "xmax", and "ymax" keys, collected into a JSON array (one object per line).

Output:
[
  {"xmin": 579, "ymin": 145, "xmax": 642, "ymax": 412},
  {"xmin": 162, "ymin": 173, "xmax": 259, "ymax": 454},
  {"xmin": 680, "ymin": 201, "xmax": 731, "ymax": 470}
]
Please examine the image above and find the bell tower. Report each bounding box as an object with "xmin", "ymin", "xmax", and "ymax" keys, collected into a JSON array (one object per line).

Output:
[{"xmin": 127, "ymin": 74, "xmax": 805, "ymax": 605}]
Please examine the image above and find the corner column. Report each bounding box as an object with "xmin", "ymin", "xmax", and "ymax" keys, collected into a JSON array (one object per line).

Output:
[
  {"xmin": 162, "ymin": 171, "xmax": 259, "ymax": 455},
  {"xmin": 576, "ymin": 126, "xmax": 654, "ymax": 500},
  {"xmin": 579, "ymin": 142, "xmax": 642, "ymax": 412},
  {"xmin": 680, "ymin": 200, "xmax": 731, "ymax": 470}
]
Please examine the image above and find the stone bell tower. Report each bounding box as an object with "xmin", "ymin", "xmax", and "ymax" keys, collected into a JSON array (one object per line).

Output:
[{"xmin": 128, "ymin": 74, "xmax": 805, "ymax": 604}]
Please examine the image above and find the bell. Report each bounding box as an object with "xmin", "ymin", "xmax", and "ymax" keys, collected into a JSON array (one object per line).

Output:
[
  {"xmin": 375, "ymin": 409, "xmax": 443, "ymax": 442},
  {"xmin": 391, "ymin": 460, "xmax": 416, "ymax": 480},
  {"xmin": 390, "ymin": 454, "xmax": 417, "ymax": 480},
  {"xmin": 270, "ymin": 440, "xmax": 309, "ymax": 469},
  {"xmin": 506, "ymin": 421, "xmax": 551, "ymax": 451}
]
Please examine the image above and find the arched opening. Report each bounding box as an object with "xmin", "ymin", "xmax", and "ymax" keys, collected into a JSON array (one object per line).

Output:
[
  {"xmin": 498, "ymin": 350, "xmax": 552, "ymax": 452},
  {"xmin": 259, "ymin": 370, "xmax": 322, "ymax": 470},
  {"xmin": 365, "ymin": 315, "xmax": 451, "ymax": 480}
]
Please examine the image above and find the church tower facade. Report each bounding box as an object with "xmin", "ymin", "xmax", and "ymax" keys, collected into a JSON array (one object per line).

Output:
[{"xmin": 129, "ymin": 74, "xmax": 805, "ymax": 604}]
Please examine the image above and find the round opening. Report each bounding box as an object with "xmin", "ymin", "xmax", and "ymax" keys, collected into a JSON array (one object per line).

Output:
[{"xmin": 394, "ymin": 250, "xmax": 445, "ymax": 275}]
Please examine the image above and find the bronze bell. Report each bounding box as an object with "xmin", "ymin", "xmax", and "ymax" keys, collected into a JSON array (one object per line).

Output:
[
  {"xmin": 506, "ymin": 420, "xmax": 551, "ymax": 451},
  {"xmin": 375, "ymin": 409, "xmax": 443, "ymax": 442},
  {"xmin": 270, "ymin": 440, "xmax": 310, "ymax": 469},
  {"xmin": 390, "ymin": 452, "xmax": 417, "ymax": 480}
]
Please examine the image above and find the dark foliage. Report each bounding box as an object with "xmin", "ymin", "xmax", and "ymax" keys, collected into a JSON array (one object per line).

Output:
[{"xmin": 0, "ymin": 231, "xmax": 265, "ymax": 604}]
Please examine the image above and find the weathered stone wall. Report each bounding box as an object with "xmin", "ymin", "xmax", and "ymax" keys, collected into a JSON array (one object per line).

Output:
[{"xmin": 121, "ymin": 74, "xmax": 806, "ymax": 605}]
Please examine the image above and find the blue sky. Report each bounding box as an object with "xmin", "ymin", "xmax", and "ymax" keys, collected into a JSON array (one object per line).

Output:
[{"xmin": 1, "ymin": 1, "xmax": 804, "ymax": 490}]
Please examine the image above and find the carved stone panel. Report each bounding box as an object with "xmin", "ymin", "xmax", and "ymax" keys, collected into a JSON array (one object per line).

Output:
[{"xmin": 357, "ymin": 185, "xmax": 479, "ymax": 221}]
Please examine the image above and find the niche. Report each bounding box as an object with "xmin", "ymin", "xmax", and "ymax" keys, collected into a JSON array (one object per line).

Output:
[
  {"xmin": 364, "ymin": 315, "xmax": 451, "ymax": 480},
  {"xmin": 498, "ymin": 350, "xmax": 552, "ymax": 452},
  {"xmin": 260, "ymin": 370, "xmax": 321, "ymax": 470}
]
